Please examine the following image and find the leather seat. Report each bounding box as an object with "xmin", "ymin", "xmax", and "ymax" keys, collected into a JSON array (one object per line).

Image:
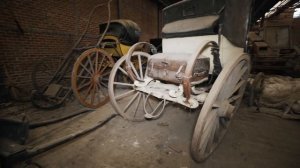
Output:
[{"xmin": 99, "ymin": 19, "xmax": 141, "ymax": 45}]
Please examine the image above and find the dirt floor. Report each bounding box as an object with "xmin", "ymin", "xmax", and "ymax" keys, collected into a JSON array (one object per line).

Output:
[{"xmin": 1, "ymin": 99, "xmax": 300, "ymax": 168}]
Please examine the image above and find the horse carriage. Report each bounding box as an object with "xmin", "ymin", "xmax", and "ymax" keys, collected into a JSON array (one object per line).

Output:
[
  {"xmin": 32, "ymin": 0, "xmax": 252, "ymax": 161},
  {"xmin": 107, "ymin": 0, "xmax": 252, "ymax": 161}
]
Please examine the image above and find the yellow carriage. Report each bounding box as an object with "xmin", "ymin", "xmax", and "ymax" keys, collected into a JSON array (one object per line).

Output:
[{"xmin": 71, "ymin": 19, "xmax": 141, "ymax": 108}]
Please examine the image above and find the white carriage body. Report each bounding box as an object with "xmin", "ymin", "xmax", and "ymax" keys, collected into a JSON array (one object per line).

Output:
[{"xmin": 162, "ymin": 35, "xmax": 244, "ymax": 74}]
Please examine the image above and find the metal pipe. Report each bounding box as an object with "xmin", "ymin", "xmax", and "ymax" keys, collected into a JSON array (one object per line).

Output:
[
  {"xmin": 96, "ymin": 0, "xmax": 112, "ymax": 47},
  {"xmin": 29, "ymin": 109, "xmax": 93, "ymax": 129}
]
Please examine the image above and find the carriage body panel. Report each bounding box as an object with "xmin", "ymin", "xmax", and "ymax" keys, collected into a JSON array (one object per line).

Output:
[{"xmin": 162, "ymin": 35, "xmax": 244, "ymax": 74}]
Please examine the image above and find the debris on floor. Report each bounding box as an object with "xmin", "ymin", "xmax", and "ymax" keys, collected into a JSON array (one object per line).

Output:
[{"xmin": 0, "ymin": 101, "xmax": 116, "ymax": 167}]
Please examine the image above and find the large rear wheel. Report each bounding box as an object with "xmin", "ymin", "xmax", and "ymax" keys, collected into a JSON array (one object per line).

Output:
[{"xmin": 191, "ymin": 54, "xmax": 250, "ymax": 162}]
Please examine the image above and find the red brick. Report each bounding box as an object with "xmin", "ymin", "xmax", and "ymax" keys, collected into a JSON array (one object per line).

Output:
[{"xmin": 0, "ymin": 0, "xmax": 160, "ymax": 92}]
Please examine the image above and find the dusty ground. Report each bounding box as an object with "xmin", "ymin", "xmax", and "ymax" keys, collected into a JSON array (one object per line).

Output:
[
  {"xmin": 1, "ymin": 100, "xmax": 299, "ymax": 168},
  {"xmin": 2, "ymin": 99, "xmax": 297, "ymax": 168}
]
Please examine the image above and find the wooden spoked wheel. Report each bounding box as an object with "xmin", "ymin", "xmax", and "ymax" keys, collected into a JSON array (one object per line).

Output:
[
  {"xmin": 72, "ymin": 48, "xmax": 114, "ymax": 108},
  {"xmin": 191, "ymin": 54, "xmax": 250, "ymax": 162},
  {"xmin": 108, "ymin": 51, "xmax": 160, "ymax": 121}
]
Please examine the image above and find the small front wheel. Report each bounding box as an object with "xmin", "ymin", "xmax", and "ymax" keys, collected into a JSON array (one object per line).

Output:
[{"xmin": 108, "ymin": 52, "xmax": 161, "ymax": 121}]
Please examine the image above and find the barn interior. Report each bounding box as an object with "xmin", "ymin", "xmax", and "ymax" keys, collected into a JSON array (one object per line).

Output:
[{"xmin": 0, "ymin": 0, "xmax": 300, "ymax": 167}]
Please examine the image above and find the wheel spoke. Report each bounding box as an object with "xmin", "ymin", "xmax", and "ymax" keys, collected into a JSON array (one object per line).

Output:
[
  {"xmin": 87, "ymin": 54, "xmax": 94, "ymax": 73},
  {"xmin": 100, "ymin": 81, "xmax": 108, "ymax": 89},
  {"xmin": 77, "ymin": 75, "xmax": 91, "ymax": 79},
  {"xmin": 138, "ymin": 54, "xmax": 144, "ymax": 79},
  {"xmin": 123, "ymin": 92, "xmax": 139, "ymax": 113},
  {"xmin": 212, "ymin": 102, "xmax": 221, "ymax": 109},
  {"xmin": 102, "ymin": 78, "xmax": 109, "ymax": 82},
  {"xmin": 129, "ymin": 62, "xmax": 140, "ymax": 80},
  {"xmin": 231, "ymin": 79, "xmax": 246, "ymax": 95},
  {"xmin": 115, "ymin": 90, "xmax": 136, "ymax": 100},
  {"xmin": 99, "ymin": 64, "xmax": 109, "ymax": 75},
  {"xmin": 102, "ymin": 71, "xmax": 111, "ymax": 77},
  {"xmin": 78, "ymin": 81, "xmax": 91, "ymax": 91},
  {"xmin": 219, "ymin": 63, "xmax": 248, "ymax": 102},
  {"xmin": 226, "ymin": 103, "xmax": 235, "ymax": 115},
  {"xmin": 80, "ymin": 63, "xmax": 93, "ymax": 76},
  {"xmin": 118, "ymin": 67, "xmax": 129, "ymax": 76},
  {"xmin": 238, "ymin": 65, "xmax": 247, "ymax": 78},
  {"xmin": 77, "ymin": 76, "xmax": 89, "ymax": 90},
  {"xmin": 83, "ymin": 83, "xmax": 93, "ymax": 101},
  {"xmin": 230, "ymin": 65, "xmax": 247, "ymax": 88},
  {"xmin": 228, "ymin": 94, "xmax": 242, "ymax": 103},
  {"xmin": 78, "ymin": 60, "xmax": 90, "ymax": 76},
  {"xmin": 97, "ymin": 82, "xmax": 107, "ymax": 96},
  {"xmin": 133, "ymin": 93, "xmax": 142, "ymax": 118}
]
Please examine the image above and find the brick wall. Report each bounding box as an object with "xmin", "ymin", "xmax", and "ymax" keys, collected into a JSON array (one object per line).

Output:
[
  {"xmin": 0, "ymin": 0, "xmax": 159, "ymax": 94},
  {"xmin": 119, "ymin": 0, "xmax": 160, "ymax": 40}
]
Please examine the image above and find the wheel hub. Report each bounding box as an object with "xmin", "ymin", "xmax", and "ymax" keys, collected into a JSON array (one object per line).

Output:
[{"xmin": 92, "ymin": 73, "xmax": 101, "ymax": 84}]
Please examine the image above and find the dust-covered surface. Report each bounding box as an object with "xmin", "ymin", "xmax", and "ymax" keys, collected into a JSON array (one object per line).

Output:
[
  {"xmin": 11, "ymin": 101, "xmax": 299, "ymax": 168},
  {"xmin": 260, "ymin": 76, "xmax": 300, "ymax": 106},
  {"xmin": 249, "ymin": 74, "xmax": 300, "ymax": 119}
]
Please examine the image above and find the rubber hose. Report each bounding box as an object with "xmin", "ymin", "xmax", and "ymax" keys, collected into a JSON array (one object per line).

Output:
[
  {"xmin": 29, "ymin": 109, "xmax": 93, "ymax": 129},
  {"xmin": 26, "ymin": 114, "xmax": 117, "ymax": 156}
]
